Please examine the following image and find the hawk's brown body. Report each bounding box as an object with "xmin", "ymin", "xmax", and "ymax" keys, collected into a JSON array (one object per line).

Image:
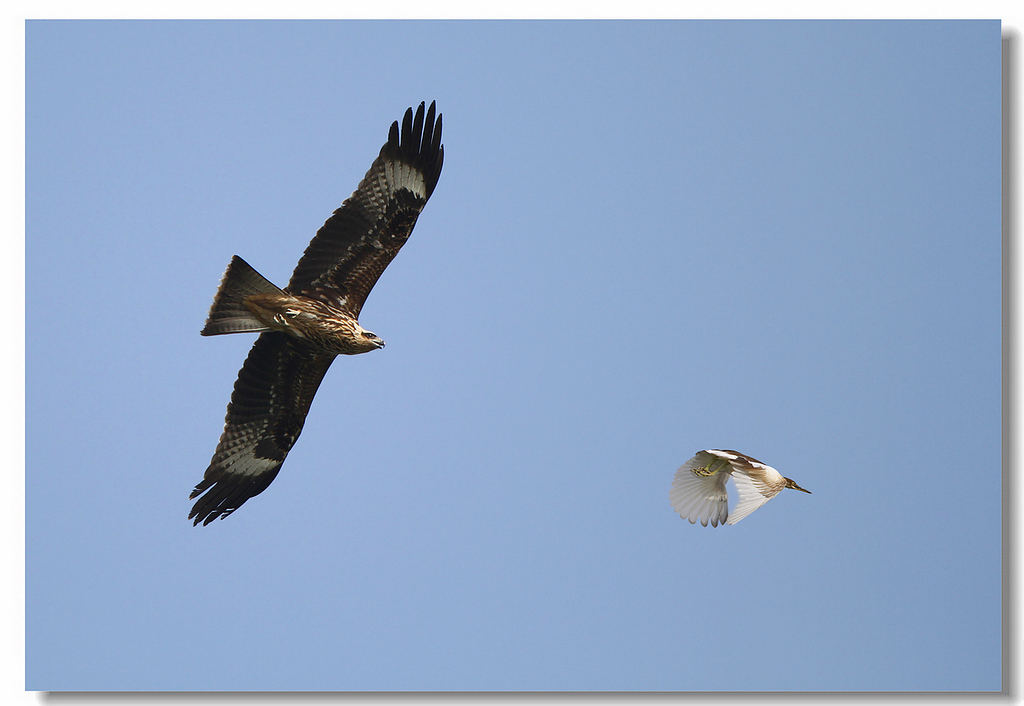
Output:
[{"xmin": 242, "ymin": 290, "xmax": 384, "ymax": 355}]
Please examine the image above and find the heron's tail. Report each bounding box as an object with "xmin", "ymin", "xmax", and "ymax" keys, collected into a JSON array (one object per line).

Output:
[{"xmin": 200, "ymin": 255, "xmax": 282, "ymax": 336}]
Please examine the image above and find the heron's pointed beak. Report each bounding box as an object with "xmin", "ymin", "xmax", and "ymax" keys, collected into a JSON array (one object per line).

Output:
[{"xmin": 785, "ymin": 478, "xmax": 811, "ymax": 494}]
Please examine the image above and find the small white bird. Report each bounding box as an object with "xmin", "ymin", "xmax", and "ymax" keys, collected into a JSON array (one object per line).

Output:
[{"xmin": 669, "ymin": 449, "xmax": 811, "ymax": 527}]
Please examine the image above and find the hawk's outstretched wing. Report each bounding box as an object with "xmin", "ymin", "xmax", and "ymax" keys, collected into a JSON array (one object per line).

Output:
[
  {"xmin": 189, "ymin": 333, "xmax": 335, "ymax": 526},
  {"xmin": 287, "ymin": 101, "xmax": 444, "ymax": 316}
]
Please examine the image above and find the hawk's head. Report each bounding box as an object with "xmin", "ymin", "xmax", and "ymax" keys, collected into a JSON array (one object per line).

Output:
[{"xmin": 359, "ymin": 329, "xmax": 385, "ymax": 350}]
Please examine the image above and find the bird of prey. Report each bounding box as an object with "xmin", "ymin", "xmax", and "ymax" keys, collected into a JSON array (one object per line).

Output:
[
  {"xmin": 669, "ymin": 449, "xmax": 810, "ymax": 527},
  {"xmin": 189, "ymin": 101, "xmax": 443, "ymax": 526}
]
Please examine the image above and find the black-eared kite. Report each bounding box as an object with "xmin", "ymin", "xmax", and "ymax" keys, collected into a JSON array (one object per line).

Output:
[{"xmin": 189, "ymin": 101, "xmax": 443, "ymax": 526}]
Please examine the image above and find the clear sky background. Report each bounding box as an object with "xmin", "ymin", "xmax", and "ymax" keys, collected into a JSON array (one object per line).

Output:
[{"xmin": 24, "ymin": 19, "xmax": 1001, "ymax": 692}]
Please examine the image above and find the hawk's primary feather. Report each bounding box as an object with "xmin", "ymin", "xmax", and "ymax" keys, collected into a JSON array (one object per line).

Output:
[{"xmin": 288, "ymin": 101, "xmax": 444, "ymax": 315}]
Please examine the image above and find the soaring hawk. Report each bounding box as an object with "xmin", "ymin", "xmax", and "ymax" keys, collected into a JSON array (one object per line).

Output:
[{"xmin": 189, "ymin": 102, "xmax": 444, "ymax": 526}]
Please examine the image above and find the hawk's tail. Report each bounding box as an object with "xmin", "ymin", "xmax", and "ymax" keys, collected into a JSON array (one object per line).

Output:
[{"xmin": 201, "ymin": 255, "xmax": 282, "ymax": 336}]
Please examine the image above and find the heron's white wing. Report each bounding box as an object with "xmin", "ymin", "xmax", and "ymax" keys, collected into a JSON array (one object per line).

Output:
[
  {"xmin": 669, "ymin": 456, "xmax": 729, "ymax": 527},
  {"xmin": 726, "ymin": 470, "xmax": 779, "ymax": 524}
]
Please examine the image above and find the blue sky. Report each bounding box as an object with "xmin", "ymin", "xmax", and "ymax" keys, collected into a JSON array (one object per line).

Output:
[{"xmin": 24, "ymin": 19, "xmax": 1001, "ymax": 691}]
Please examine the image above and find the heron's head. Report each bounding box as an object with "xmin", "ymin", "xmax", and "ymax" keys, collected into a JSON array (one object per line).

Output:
[{"xmin": 784, "ymin": 477, "xmax": 811, "ymax": 494}]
